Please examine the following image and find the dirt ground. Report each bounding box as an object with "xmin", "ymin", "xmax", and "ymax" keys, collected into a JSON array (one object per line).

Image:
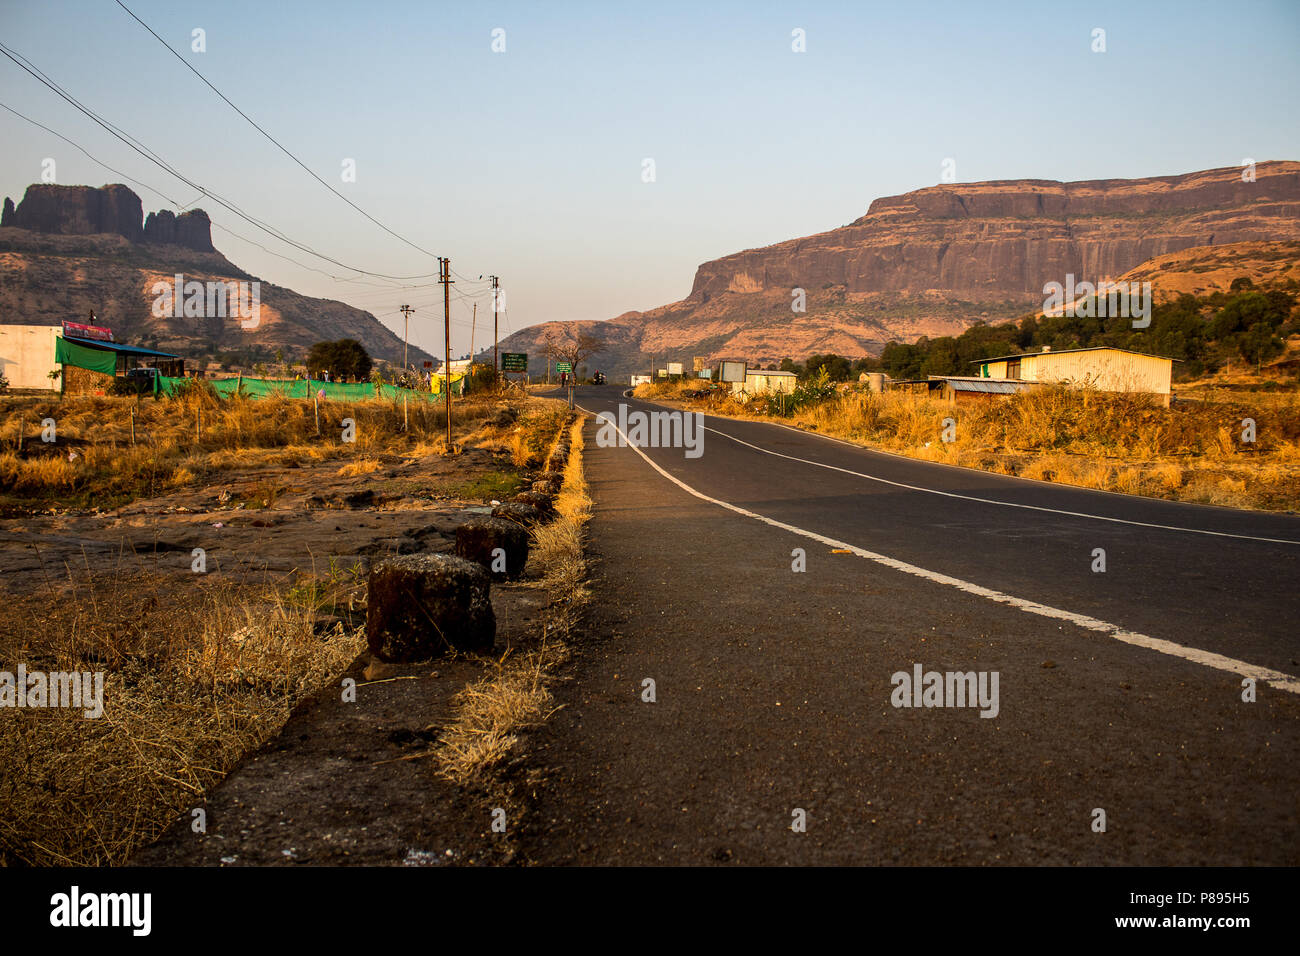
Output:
[
  {"xmin": 0, "ymin": 444, "xmax": 517, "ymax": 600},
  {"xmin": 130, "ymin": 581, "xmax": 550, "ymax": 867},
  {"xmin": 0, "ymin": 396, "xmax": 575, "ymax": 866}
]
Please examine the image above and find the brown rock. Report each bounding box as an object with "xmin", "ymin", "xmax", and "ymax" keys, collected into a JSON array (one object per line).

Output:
[
  {"xmin": 511, "ymin": 490, "xmax": 555, "ymax": 516},
  {"xmin": 366, "ymin": 554, "xmax": 494, "ymax": 661},
  {"xmin": 144, "ymin": 208, "xmax": 215, "ymax": 252},
  {"xmin": 454, "ymin": 516, "xmax": 529, "ymax": 580},
  {"xmin": 492, "ymin": 502, "xmax": 541, "ymax": 525},
  {"xmin": 11, "ymin": 183, "xmax": 143, "ymax": 241}
]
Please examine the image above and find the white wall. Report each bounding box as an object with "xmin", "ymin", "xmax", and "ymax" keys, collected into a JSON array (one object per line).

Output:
[
  {"xmin": 740, "ymin": 372, "xmax": 797, "ymax": 395},
  {"xmin": 1024, "ymin": 349, "xmax": 1172, "ymax": 400},
  {"xmin": 0, "ymin": 326, "xmax": 62, "ymax": 390}
]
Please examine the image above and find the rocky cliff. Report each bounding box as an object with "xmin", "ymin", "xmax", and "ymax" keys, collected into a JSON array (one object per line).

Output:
[
  {"xmin": 3, "ymin": 183, "xmax": 216, "ymax": 252},
  {"xmin": 497, "ymin": 162, "xmax": 1300, "ymax": 379},
  {"xmin": 0, "ymin": 183, "xmax": 430, "ymax": 365},
  {"xmin": 689, "ymin": 162, "xmax": 1300, "ymax": 300}
]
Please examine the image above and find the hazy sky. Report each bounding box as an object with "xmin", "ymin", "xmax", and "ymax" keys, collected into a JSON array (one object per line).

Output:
[{"xmin": 2, "ymin": 0, "xmax": 1298, "ymax": 357}]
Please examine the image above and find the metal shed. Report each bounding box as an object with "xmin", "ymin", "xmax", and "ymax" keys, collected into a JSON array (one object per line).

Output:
[{"xmin": 972, "ymin": 346, "xmax": 1174, "ymax": 406}]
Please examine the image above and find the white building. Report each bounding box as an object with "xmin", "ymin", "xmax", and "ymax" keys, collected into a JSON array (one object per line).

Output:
[
  {"xmin": 0, "ymin": 325, "xmax": 62, "ymax": 389},
  {"xmin": 973, "ymin": 346, "xmax": 1174, "ymax": 406}
]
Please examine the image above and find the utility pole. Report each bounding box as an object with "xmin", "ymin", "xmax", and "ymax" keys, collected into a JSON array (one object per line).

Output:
[
  {"xmin": 439, "ymin": 258, "xmax": 453, "ymax": 449},
  {"xmin": 490, "ymin": 275, "xmax": 500, "ymax": 387},
  {"xmin": 399, "ymin": 304, "xmax": 414, "ymax": 375},
  {"xmin": 469, "ymin": 302, "xmax": 477, "ymax": 368}
]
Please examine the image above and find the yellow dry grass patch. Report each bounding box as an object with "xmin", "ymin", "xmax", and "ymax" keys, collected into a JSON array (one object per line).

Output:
[
  {"xmin": 641, "ymin": 380, "xmax": 1300, "ymax": 511},
  {"xmin": 434, "ymin": 416, "xmax": 590, "ymax": 782},
  {"xmin": 0, "ymin": 389, "xmax": 508, "ymax": 509},
  {"xmin": 336, "ymin": 458, "xmax": 383, "ymax": 478},
  {"xmin": 0, "ymin": 576, "xmax": 364, "ymax": 866}
]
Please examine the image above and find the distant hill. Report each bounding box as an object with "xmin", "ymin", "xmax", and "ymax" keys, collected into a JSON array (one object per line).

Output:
[
  {"xmin": 0, "ymin": 183, "xmax": 432, "ymax": 367},
  {"xmin": 1117, "ymin": 240, "xmax": 1300, "ymax": 302},
  {"xmin": 494, "ymin": 162, "xmax": 1300, "ymax": 379}
]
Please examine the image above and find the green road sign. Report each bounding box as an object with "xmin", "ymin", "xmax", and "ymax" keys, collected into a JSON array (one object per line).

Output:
[
  {"xmin": 502, "ymin": 352, "xmax": 528, "ymax": 372},
  {"xmin": 556, "ymin": 361, "xmax": 573, "ymax": 374}
]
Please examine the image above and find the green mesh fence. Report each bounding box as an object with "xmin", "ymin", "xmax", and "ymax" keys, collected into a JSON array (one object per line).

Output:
[{"xmin": 156, "ymin": 375, "xmax": 463, "ymax": 401}]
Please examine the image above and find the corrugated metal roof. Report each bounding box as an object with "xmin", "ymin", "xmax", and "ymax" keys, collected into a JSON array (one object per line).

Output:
[
  {"xmin": 62, "ymin": 335, "xmax": 180, "ymax": 358},
  {"xmin": 971, "ymin": 346, "xmax": 1175, "ymax": 364},
  {"xmin": 947, "ymin": 378, "xmax": 1029, "ymax": 394}
]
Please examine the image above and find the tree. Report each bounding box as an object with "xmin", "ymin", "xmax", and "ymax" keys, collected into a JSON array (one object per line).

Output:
[
  {"xmin": 1236, "ymin": 324, "xmax": 1284, "ymax": 370},
  {"xmin": 306, "ymin": 339, "xmax": 372, "ymax": 382},
  {"xmin": 919, "ymin": 338, "xmax": 960, "ymax": 377},
  {"xmin": 544, "ymin": 331, "xmax": 605, "ymax": 381},
  {"xmin": 804, "ymin": 353, "xmax": 852, "ymax": 382},
  {"xmin": 881, "ymin": 341, "xmax": 924, "ymax": 380}
]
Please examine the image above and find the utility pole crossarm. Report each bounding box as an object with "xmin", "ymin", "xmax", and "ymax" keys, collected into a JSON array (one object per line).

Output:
[{"xmin": 399, "ymin": 303, "xmax": 415, "ymax": 376}]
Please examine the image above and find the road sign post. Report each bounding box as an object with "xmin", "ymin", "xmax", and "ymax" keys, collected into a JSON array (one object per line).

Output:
[{"xmin": 556, "ymin": 361, "xmax": 574, "ymax": 407}]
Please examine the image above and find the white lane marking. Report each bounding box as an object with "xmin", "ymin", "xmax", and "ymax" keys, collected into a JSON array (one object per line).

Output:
[
  {"xmin": 582, "ymin": 407, "xmax": 1300, "ymax": 695},
  {"xmin": 699, "ymin": 422, "xmax": 1300, "ymax": 547}
]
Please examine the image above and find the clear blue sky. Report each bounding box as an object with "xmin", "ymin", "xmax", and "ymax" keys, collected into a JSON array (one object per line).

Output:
[{"xmin": 2, "ymin": 0, "xmax": 1298, "ymax": 357}]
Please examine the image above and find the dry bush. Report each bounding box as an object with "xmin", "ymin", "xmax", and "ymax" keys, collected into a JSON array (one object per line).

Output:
[
  {"xmin": 0, "ymin": 573, "xmax": 364, "ymax": 866},
  {"xmin": 434, "ymin": 649, "xmax": 558, "ymax": 780}
]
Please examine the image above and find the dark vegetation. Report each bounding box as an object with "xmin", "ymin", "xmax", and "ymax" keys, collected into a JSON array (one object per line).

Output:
[
  {"xmin": 772, "ymin": 280, "xmax": 1300, "ymax": 383},
  {"xmin": 305, "ymin": 338, "xmax": 373, "ymax": 381}
]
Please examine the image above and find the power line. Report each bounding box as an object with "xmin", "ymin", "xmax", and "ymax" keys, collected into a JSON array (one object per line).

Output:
[
  {"xmin": 114, "ymin": 0, "xmax": 440, "ymax": 262},
  {"xmin": 0, "ymin": 99, "xmax": 431, "ymax": 294},
  {"xmin": 0, "ymin": 44, "xmax": 506, "ymax": 346},
  {"xmin": 0, "ymin": 40, "xmax": 442, "ymax": 281}
]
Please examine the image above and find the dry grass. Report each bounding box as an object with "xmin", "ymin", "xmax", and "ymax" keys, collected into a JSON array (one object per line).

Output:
[
  {"xmin": 0, "ymin": 571, "xmax": 364, "ymax": 866},
  {"xmin": 640, "ymin": 381, "xmax": 1300, "ymax": 511},
  {"xmin": 0, "ymin": 390, "xmax": 560, "ymax": 863},
  {"xmin": 435, "ymin": 415, "xmax": 591, "ymax": 781},
  {"xmin": 336, "ymin": 458, "xmax": 383, "ymax": 477},
  {"xmin": 0, "ymin": 389, "xmax": 506, "ymax": 513}
]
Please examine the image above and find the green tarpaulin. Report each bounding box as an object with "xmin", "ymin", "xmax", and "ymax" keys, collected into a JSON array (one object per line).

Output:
[
  {"xmin": 156, "ymin": 375, "xmax": 462, "ymax": 402},
  {"xmin": 54, "ymin": 336, "xmax": 118, "ymax": 376}
]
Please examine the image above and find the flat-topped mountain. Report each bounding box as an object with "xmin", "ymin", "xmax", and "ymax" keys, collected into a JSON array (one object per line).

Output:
[
  {"xmin": 0, "ymin": 183, "xmax": 430, "ymax": 366},
  {"xmin": 498, "ymin": 162, "xmax": 1300, "ymax": 378}
]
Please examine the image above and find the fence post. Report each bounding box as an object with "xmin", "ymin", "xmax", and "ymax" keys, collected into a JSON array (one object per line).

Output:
[
  {"xmin": 314, "ymin": 391, "xmax": 321, "ymax": 436},
  {"xmin": 130, "ymin": 406, "xmax": 136, "ymax": 446}
]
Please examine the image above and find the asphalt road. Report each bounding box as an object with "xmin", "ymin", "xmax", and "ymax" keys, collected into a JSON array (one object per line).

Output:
[{"xmin": 518, "ymin": 385, "xmax": 1300, "ymax": 865}]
